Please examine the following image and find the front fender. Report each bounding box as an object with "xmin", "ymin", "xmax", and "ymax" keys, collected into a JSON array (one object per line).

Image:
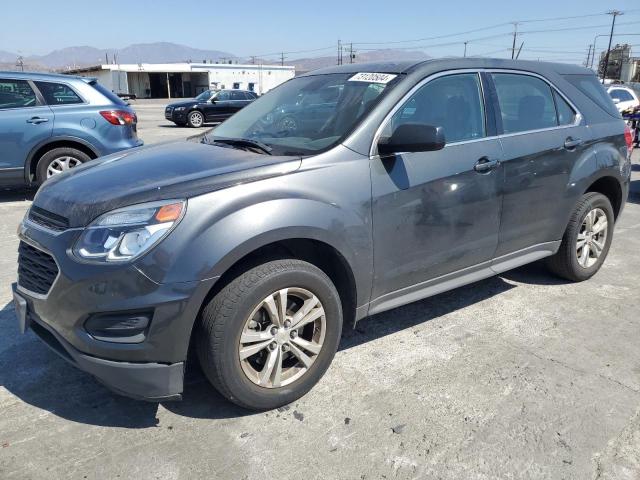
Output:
[{"xmin": 134, "ymin": 152, "xmax": 373, "ymax": 308}]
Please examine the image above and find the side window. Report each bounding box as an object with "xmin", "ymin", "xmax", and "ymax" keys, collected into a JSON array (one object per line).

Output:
[
  {"xmin": 0, "ymin": 79, "xmax": 37, "ymax": 109},
  {"xmin": 553, "ymin": 91, "xmax": 577, "ymax": 126},
  {"xmin": 390, "ymin": 73, "xmax": 486, "ymax": 143},
  {"xmin": 216, "ymin": 91, "xmax": 230, "ymax": 101},
  {"xmin": 562, "ymin": 74, "xmax": 620, "ymax": 117},
  {"xmin": 609, "ymin": 89, "xmax": 634, "ymax": 102},
  {"xmin": 34, "ymin": 82, "xmax": 83, "ymax": 105},
  {"xmin": 230, "ymin": 91, "xmax": 246, "ymax": 100},
  {"xmin": 491, "ymin": 73, "xmax": 557, "ymax": 133}
]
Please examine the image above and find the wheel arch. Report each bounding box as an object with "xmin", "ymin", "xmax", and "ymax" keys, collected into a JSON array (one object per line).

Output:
[
  {"xmin": 584, "ymin": 175, "xmax": 623, "ymax": 220},
  {"xmin": 25, "ymin": 137, "xmax": 99, "ymax": 184}
]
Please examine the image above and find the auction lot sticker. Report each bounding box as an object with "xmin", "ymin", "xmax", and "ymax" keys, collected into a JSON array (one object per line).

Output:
[{"xmin": 348, "ymin": 72, "xmax": 397, "ymax": 84}]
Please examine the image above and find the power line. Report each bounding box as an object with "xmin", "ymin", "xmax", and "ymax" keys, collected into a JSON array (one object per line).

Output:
[{"xmin": 520, "ymin": 19, "xmax": 640, "ymax": 35}]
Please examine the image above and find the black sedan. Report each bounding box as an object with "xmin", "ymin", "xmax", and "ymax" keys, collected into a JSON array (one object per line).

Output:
[{"xmin": 165, "ymin": 89, "xmax": 258, "ymax": 127}]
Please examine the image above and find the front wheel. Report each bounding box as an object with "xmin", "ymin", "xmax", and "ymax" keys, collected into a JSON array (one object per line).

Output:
[
  {"xmin": 546, "ymin": 192, "xmax": 614, "ymax": 281},
  {"xmin": 196, "ymin": 259, "xmax": 343, "ymax": 410},
  {"xmin": 187, "ymin": 110, "xmax": 205, "ymax": 128}
]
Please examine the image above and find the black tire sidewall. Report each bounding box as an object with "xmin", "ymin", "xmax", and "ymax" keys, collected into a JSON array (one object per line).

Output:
[
  {"xmin": 36, "ymin": 147, "xmax": 90, "ymax": 184},
  {"xmin": 567, "ymin": 194, "xmax": 614, "ymax": 281},
  {"xmin": 203, "ymin": 262, "xmax": 342, "ymax": 410}
]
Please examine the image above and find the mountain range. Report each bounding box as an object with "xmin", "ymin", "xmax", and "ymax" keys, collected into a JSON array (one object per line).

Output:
[{"xmin": 0, "ymin": 42, "xmax": 430, "ymax": 73}]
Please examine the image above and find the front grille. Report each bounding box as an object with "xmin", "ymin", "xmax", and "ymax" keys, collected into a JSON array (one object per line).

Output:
[
  {"xmin": 18, "ymin": 242, "xmax": 59, "ymax": 296},
  {"xmin": 28, "ymin": 206, "xmax": 69, "ymax": 232}
]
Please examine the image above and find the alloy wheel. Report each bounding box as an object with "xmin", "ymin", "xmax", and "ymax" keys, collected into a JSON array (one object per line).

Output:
[
  {"xmin": 576, "ymin": 207, "xmax": 608, "ymax": 268},
  {"xmin": 238, "ymin": 287, "xmax": 326, "ymax": 388},
  {"xmin": 190, "ymin": 111, "xmax": 204, "ymax": 127},
  {"xmin": 46, "ymin": 156, "xmax": 82, "ymax": 178}
]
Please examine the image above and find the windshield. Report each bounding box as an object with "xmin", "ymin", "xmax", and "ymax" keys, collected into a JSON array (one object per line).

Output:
[
  {"xmin": 195, "ymin": 90, "xmax": 214, "ymax": 101},
  {"xmin": 210, "ymin": 73, "xmax": 399, "ymax": 156}
]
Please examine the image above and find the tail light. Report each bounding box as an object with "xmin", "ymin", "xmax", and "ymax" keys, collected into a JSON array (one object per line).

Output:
[
  {"xmin": 100, "ymin": 110, "xmax": 137, "ymax": 126},
  {"xmin": 624, "ymin": 124, "xmax": 634, "ymax": 155}
]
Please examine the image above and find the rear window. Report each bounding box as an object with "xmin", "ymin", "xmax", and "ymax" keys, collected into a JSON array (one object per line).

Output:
[
  {"xmin": 35, "ymin": 81, "xmax": 83, "ymax": 105},
  {"xmin": 89, "ymin": 80, "xmax": 128, "ymax": 106},
  {"xmin": 563, "ymin": 74, "xmax": 620, "ymax": 118}
]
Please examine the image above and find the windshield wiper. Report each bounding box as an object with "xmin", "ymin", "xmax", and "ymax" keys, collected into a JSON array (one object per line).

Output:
[{"xmin": 211, "ymin": 138, "xmax": 273, "ymax": 155}]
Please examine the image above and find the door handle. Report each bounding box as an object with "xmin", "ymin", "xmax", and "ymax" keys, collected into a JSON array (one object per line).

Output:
[
  {"xmin": 26, "ymin": 117, "xmax": 49, "ymax": 125},
  {"xmin": 474, "ymin": 157, "xmax": 500, "ymax": 173},
  {"xmin": 564, "ymin": 137, "xmax": 582, "ymax": 150}
]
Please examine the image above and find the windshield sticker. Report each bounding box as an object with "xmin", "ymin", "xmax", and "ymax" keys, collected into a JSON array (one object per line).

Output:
[{"xmin": 348, "ymin": 72, "xmax": 397, "ymax": 84}]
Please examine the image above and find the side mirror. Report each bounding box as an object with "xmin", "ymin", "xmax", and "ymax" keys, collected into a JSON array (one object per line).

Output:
[
  {"xmin": 210, "ymin": 97, "xmax": 216, "ymax": 103},
  {"xmin": 378, "ymin": 123, "xmax": 446, "ymax": 156}
]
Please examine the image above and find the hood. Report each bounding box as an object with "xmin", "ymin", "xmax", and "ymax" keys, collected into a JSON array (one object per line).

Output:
[
  {"xmin": 33, "ymin": 141, "xmax": 301, "ymax": 227},
  {"xmin": 167, "ymin": 100, "xmax": 200, "ymax": 108}
]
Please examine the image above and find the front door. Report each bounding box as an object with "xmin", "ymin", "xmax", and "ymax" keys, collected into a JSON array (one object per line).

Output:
[
  {"xmin": 0, "ymin": 78, "xmax": 53, "ymax": 184},
  {"xmin": 370, "ymin": 72, "xmax": 503, "ymax": 301},
  {"xmin": 204, "ymin": 90, "xmax": 233, "ymax": 121}
]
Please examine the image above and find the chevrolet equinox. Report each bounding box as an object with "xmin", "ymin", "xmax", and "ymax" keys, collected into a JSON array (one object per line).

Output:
[{"xmin": 13, "ymin": 59, "xmax": 632, "ymax": 410}]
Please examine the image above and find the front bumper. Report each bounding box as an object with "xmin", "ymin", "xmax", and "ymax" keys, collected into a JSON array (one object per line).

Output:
[
  {"xmin": 14, "ymin": 285, "xmax": 184, "ymax": 401},
  {"xmin": 15, "ymin": 221, "xmax": 217, "ymax": 401},
  {"xmin": 165, "ymin": 108, "xmax": 187, "ymax": 123}
]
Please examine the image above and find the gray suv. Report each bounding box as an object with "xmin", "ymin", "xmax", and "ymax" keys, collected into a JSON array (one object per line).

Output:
[
  {"xmin": 12, "ymin": 59, "xmax": 631, "ymax": 410},
  {"xmin": 0, "ymin": 71, "xmax": 142, "ymax": 186}
]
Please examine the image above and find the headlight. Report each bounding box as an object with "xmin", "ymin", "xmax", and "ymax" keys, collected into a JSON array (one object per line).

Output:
[
  {"xmin": 73, "ymin": 200, "xmax": 185, "ymax": 263},
  {"xmin": 174, "ymin": 106, "xmax": 186, "ymax": 112}
]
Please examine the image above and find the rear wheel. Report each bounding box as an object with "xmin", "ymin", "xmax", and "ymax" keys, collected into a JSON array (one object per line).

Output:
[
  {"xmin": 36, "ymin": 147, "xmax": 90, "ymax": 184},
  {"xmin": 187, "ymin": 110, "xmax": 204, "ymax": 128},
  {"xmin": 196, "ymin": 259, "xmax": 343, "ymax": 410},
  {"xmin": 546, "ymin": 192, "xmax": 614, "ymax": 281}
]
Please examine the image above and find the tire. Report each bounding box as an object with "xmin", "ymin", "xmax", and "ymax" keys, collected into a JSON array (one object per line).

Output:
[
  {"xmin": 36, "ymin": 147, "xmax": 91, "ymax": 184},
  {"xmin": 546, "ymin": 192, "xmax": 614, "ymax": 281},
  {"xmin": 196, "ymin": 259, "xmax": 343, "ymax": 410},
  {"xmin": 187, "ymin": 110, "xmax": 205, "ymax": 128}
]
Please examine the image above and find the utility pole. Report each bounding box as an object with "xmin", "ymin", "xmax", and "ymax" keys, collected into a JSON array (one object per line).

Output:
[
  {"xmin": 250, "ymin": 56, "xmax": 256, "ymax": 65},
  {"xmin": 510, "ymin": 22, "xmax": 519, "ymax": 60},
  {"xmin": 15, "ymin": 56, "xmax": 24, "ymax": 72},
  {"xmin": 585, "ymin": 44, "xmax": 593, "ymax": 68},
  {"xmin": 463, "ymin": 41, "xmax": 468, "ymax": 58},
  {"xmin": 337, "ymin": 39, "xmax": 342, "ymax": 65},
  {"xmin": 280, "ymin": 52, "xmax": 285, "ymax": 66},
  {"xmin": 601, "ymin": 10, "xmax": 623, "ymax": 83},
  {"xmin": 349, "ymin": 43, "xmax": 354, "ymax": 64}
]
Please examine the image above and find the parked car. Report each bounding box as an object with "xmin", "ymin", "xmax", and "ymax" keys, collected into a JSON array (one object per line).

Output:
[
  {"xmin": 0, "ymin": 71, "xmax": 142, "ymax": 187},
  {"xmin": 13, "ymin": 59, "xmax": 631, "ymax": 410},
  {"xmin": 607, "ymin": 85, "xmax": 640, "ymax": 112},
  {"xmin": 165, "ymin": 89, "xmax": 258, "ymax": 127}
]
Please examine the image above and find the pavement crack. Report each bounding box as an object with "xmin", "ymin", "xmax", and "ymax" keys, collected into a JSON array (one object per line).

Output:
[{"xmin": 506, "ymin": 341, "xmax": 640, "ymax": 395}]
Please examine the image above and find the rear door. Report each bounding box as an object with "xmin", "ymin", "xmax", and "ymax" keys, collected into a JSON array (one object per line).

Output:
[
  {"xmin": 230, "ymin": 90, "xmax": 251, "ymax": 113},
  {"xmin": 370, "ymin": 72, "xmax": 503, "ymax": 301},
  {"xmin": 489, "ymin": 71, "xmax": 593, "ymax": 257},
  {"xmin": 0, "ymin": 78, "xmax": 53, "ymax": 184}
]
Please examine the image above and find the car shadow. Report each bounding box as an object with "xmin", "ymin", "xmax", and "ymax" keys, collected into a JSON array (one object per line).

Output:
[
  {"xmin": 0, "ymin": 271, "xmax": 526, "ymax": 425},
  {"xmin": 0, "ymin": 187, "xmax": 35, "ymax": 203},
  {"xmin": 628, "ymin": 178, "xmax": 640, "ymax": 204}
]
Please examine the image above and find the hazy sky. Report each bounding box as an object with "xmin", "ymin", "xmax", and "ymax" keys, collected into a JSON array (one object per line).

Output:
[{"xmin": 2, "ymin": 0, "xmax": 640, "ymax": 64}]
